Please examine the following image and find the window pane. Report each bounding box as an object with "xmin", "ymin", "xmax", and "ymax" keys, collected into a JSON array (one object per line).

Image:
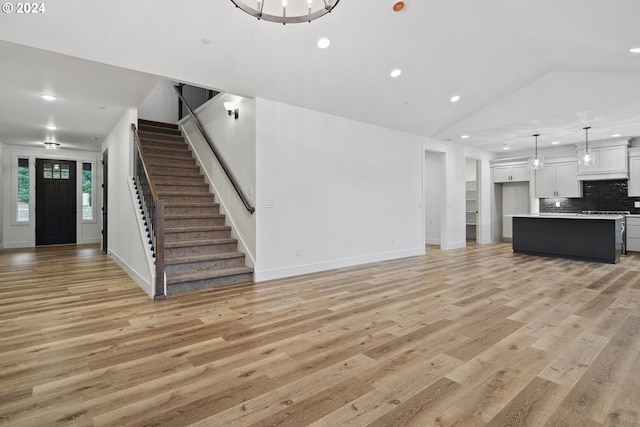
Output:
[
  {"xmin": 82, "ymin": 162, "xmax": 93, "ymax": 220},
  {"xmin": 17, "ymin": 158, "xmax": 29, "ymax": 222}
]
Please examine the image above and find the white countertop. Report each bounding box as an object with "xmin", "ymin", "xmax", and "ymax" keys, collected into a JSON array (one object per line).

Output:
[{"xmin": 510, "ymin": 213, "xmax": 622, "ymax": 220}]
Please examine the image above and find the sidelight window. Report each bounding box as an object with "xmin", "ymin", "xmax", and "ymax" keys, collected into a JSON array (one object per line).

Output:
[
  {"xmin": 17, "ymin": 157, "xmax": 29, "ymax": 222},
  {"xmin": 82, "ymin": 162, "xmax": 93, "ymax": 221}
]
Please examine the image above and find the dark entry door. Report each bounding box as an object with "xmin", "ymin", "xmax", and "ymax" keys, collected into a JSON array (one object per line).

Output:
[
  {"xmin": 36, "ymin": 159, "xmax": 77, "ymax": 245},
  {"xmin": 102, "ymin": 150, "xmax": 108, "ymax": 254}
]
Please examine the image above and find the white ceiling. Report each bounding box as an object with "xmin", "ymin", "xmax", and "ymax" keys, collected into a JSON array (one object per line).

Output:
[{"xmin": 1, "ymin": 0, "xmax": 640, "ymax": 153}]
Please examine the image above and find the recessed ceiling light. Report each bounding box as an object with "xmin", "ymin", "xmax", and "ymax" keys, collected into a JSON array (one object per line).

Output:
[
  {"xmin": 461, "ymin": 135, "xmax": 470, "ymax": 139},
  {"xmin": 317, "ymin": 38, "xmax": 331, "ymax": 49},
  {"xmin": 99, "ymin": 106, "xmax": 107, "ymax": 110},
  {"xmin": 612, "ymin": 133, "xmax": 622, "ymax": 137},
  {"xmin": 46, "ymin": 125, "xmax": 57, "ymax": 130},
  {"xmin": 41, "ymin": 94, "xmax": 57, "ymax": 101},
  {"xmin": 390, "ymin": 69, "xmax": 402, "ymax": 78},
  {"xmin": 202, "ymin": 38, "xmax": 211, "ymax": 45},
  {"xmin": 630, "ymin": 47, "xmax": 640, "ymax": 53},
  {"xmin": 450, "ymin": 95, "xmax": 460, "ymax": 103},
  {"xmin": 551, "ymin": 141, "xmax": 560, "ymax": 145},
  {"xmin": 502, "ymin": 145, "xmax": 510, "ymax": 150},
  {"xmin": 92, "ymin": 136, "xmax": 100, "ymax": 140}
]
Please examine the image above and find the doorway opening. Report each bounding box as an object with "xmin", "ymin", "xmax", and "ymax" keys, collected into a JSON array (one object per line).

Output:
[
  {"xmin": 465, "ymin": 157, "xmax": 480, "ymax": 245},
  {"xmin": 102, "ymin": 150, "xmax": 108, "ymax": 254},
  {"xmin": 424, "ymin": 150, "xmax": 444, "ymax": 248}
]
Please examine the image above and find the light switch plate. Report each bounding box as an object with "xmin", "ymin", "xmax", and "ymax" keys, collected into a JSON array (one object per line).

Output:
[{"xmin": 555, "ymin": 201, "xmax": 561, "ymax": 207}]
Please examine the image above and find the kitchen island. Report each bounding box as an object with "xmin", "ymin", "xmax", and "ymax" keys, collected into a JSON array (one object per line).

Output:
[{"xmin": 511, "ymin": 214, "xmax": 622, "ymax": 264}]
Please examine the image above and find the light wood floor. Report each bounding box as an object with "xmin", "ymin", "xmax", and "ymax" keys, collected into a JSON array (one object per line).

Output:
[{"xmin": 1, "ymin": 243, "xmax": 639, "ymax": 426}]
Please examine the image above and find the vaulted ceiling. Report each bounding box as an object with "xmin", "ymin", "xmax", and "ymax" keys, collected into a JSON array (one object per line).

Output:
[{"xmin": 1, "ymin": 0, "xmax": 640, "ymax": 153}]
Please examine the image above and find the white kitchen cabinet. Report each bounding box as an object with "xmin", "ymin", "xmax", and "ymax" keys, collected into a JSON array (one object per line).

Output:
[
  {"xmin": 628, "ymin": 148, "xmax": 640, "ymax": 197},
  {"xmin": 577, "ymin": 140, "xmax": 629, "ymax": 180},
  {"xmin": 492, "ymin": 163, "xmax": 530, "ymax": 183},
  {"xmin": 535, "ymin": 158, "xmax": 581, "ymax": 198},
  {"xmin": 626, "ymin": 216, "xmax": 640, "ymax": 252}
]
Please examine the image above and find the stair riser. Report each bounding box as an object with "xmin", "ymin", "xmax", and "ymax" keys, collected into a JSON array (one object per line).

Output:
[
  {"xmin": 138, "ymin": 125, "xmax": 182, "ymax": 136},
  {"xmin": 141, "ymin": 140, "xmax": 188, "ymax": 150},
  {"xmin": 147, "ymin": 157, "xmax": 196, "ymax": 167},
  {"xmin": 148, "ymin": 165, "xmax": 201, "ymax": 175},
  {"xmin": 155, "ymin": 178, "xmax": 208, "ymax": 187},
  {"xmin": 138, "ymin": 132, "xmax": 184, "ymax": 142},
  {"xmin": 165, "ymin": 229, "xmax": 232, "ymax": 241},
  {"xmin": 139, "ymin": 119, "xmax": 179, "ymax": 130},
  {"xmin": 165, "ymin": 206, "xmax": 220, "ymax": 216},
  {"xmin": 155, "ymin": 185, "xmax": 210, "ymax": 194},
  {"xmin": 165, "ymin": 242, "xmax": 238, "ymax": 258},
  {"xmin": 166, "ymin": 273, "xmax": 253, "ymax": 295},
  {"xmin": 144, "ymin": 149, "xmax": 193, "ymax": 159},
  {"xmin": 161, "ymin": 195, "xmax": 216, "ymax": 204},
  {"xmin": 165, "ymin": 217, "xmax": 226, "ymax": 227},
  {"xmin": 165, "ymin": 257, "xmax": 246, "ymax": 275}
]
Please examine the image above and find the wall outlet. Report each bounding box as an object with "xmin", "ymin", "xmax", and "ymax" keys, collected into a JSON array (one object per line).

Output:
[
  {"xmin": 635, "ymin": 201, "xmax": 640, "ymax": 208},
  {"xmin": 263, "ymin": 199, "xmax": 274, "ymax": 208},
  {"xmin": 296, "ymin": 248, "xmax": 301, "ymax": 257},
  {"xmin": 555, "ymin": 201, "xmax": 561, "ymax": 207}
]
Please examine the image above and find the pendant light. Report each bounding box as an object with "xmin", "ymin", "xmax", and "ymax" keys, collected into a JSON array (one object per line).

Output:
[
  {"xmin": 581, "ymin": 126, "xmax": 594, "ymax": 166},
  {"xmin": 528, "ymin": 133, "xmax": 544, "ymax": 170}
]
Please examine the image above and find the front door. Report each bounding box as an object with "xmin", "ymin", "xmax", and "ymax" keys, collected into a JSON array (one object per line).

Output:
[{"xmin": 36, "ymin": 159, "xmax": 77, "ymax": 245}]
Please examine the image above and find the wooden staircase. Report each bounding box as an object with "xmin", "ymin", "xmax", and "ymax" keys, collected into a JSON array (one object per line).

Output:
[{"xmin": 136, "ymin": 119, "xmax": 253, "ymax": 295}]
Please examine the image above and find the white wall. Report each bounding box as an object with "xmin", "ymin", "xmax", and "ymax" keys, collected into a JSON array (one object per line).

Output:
[
  {"xmin": 255, "ymin": 99, "xmax": 425, "ymax": 281},
  {"xmin": 424, "ymin": 151, "xmax": 443, "ymax": 245},
  {"xmin": 180, "ymin": 93, "xmax": 257, "ymax": 265},
  {"xmin": 102, "ymin": 108, "xmax": 155, "ymax": 296},
  {"xmin": 138, "ymin": 79, "xmax": 178, "ymax": 124},
  {"xmin": 465, "ymin": 157, "xmax": 477, "ymax": 181},
  {"xmin": 0, "ymin": 141, "xmax": 3, "ymax": 249},
  {"xmin": 1, "ymin": 144, "xmax": 102, "ymax": 248}
]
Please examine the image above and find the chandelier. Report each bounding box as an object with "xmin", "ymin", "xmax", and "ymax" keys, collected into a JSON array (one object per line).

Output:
[{"xmin": 230, "ymin": 0, "xmax": 340, "ymax": 24}]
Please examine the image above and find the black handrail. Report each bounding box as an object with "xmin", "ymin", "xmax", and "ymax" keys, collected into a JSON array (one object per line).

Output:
[{"xmin": 174, "ymin": 85, "xmax": 255, "ymax": 214}]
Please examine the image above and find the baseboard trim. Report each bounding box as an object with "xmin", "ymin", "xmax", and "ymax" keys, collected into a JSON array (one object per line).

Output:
[
  {"xmin": 108, "ymin": 249, "xmax": 154, "ymax": 298},
  {"xmin": 255, "ymin": 247, "xmax": 425, "ymax": 282},
  {"xmin": 425, "ymin": 238, "xmax": 441, "ymax": 245},
  {"xmin": 440, "ymin": 241, "xmax": 466, "ymax": 250}
]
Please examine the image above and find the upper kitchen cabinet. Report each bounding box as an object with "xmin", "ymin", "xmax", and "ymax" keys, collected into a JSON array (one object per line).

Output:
[
  {"xmin": 577, "ymin": 139, "xmax": 630, "ymax": 181},
  {"xmin": 628, "ymin": 147, "xmax": 640, "ymax": 197},
  {"xmin": 535, "ymin": 155, "xmax": 582, "ymax": 198},
  {"xmin": 491, "ymin": 160, "xmax": 530, "ymax": 183}
]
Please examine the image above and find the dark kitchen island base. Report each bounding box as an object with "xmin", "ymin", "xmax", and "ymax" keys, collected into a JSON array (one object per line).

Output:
[{"xmin": 512, "ymin": 215, "xmax": 621, "ymax": 264}]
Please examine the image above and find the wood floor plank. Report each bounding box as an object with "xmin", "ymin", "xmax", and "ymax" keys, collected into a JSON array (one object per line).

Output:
[{"xmin": 2, "ymin": 243, "xmax": 640, "ymax": 426}]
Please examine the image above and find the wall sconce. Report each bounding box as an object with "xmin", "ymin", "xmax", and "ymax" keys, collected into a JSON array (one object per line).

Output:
[
  {"xmin": 44, "ymin": 142, "xmax": 60, "ymax": 149},
  {"xmin": 223, "ymin": 102, "xmax": 239, "ymax": 119}
]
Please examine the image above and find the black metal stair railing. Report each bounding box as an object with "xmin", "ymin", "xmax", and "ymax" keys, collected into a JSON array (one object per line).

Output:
[{"xmin": 132, "ymin": 123, "xmax": 166, "ymax": 300}]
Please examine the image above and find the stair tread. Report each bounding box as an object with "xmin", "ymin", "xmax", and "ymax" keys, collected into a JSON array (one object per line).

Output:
[
  {"xmin": 167, "ymin": 266, "xmax": 254, "ymax": 284},
  {"xmin": 165, "ymin": 237, "xmax": 237, "ymax": 248},
  {"xmin": 142, "ymin": 147, "xmax": 193, "ymax": 159},
  {"xmin": 157, "ymin": 190, "xmax": 212, "ymax": 196},
  {"xmin": 165, "ymin": 251, "xmax": 245, "ymax": 265},
  {"xmin": 165, "ymin": 213, "xmax": 225, "ymax": 219},
  {"xmin": 166, "ymin": 225, "xmax": 231, "ymax": 233}
]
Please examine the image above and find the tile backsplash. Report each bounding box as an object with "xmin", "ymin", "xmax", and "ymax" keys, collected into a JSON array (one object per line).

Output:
[{"xmin": 540, "ymin": 180, "xmax": 640, "ymax": 214}]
